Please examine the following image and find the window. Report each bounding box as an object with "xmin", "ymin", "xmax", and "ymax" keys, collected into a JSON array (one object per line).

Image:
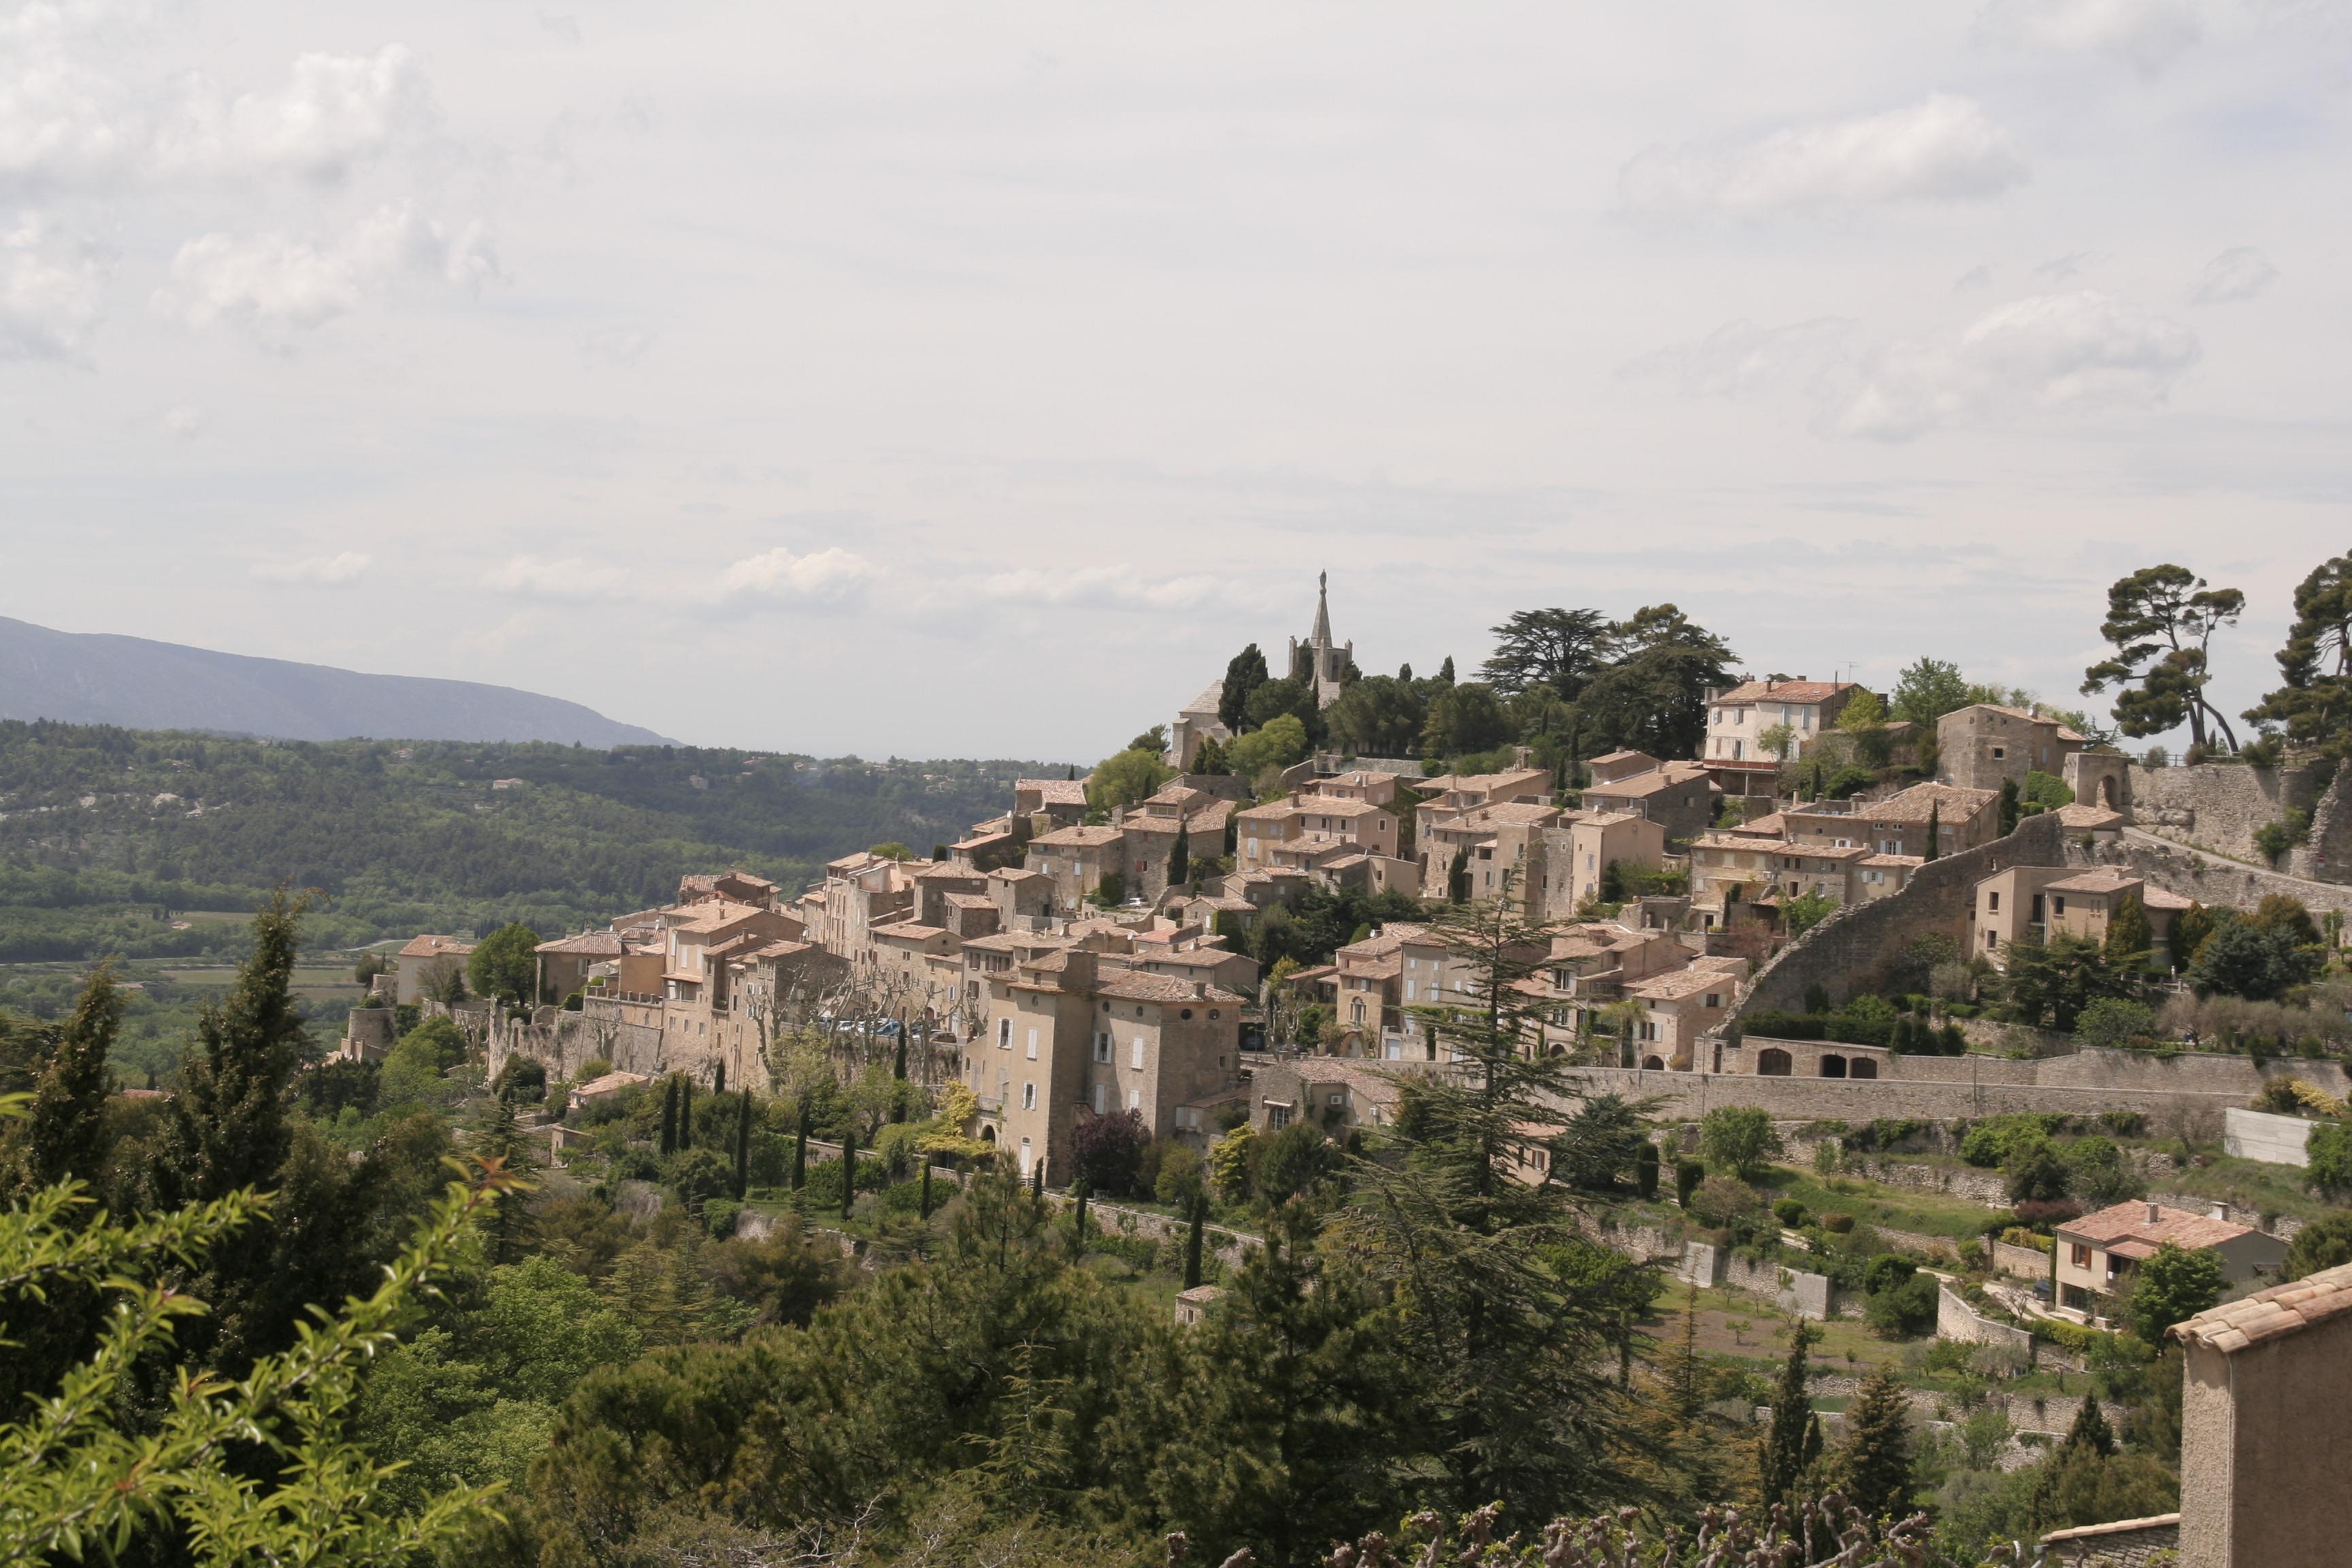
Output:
[
  {"xmin": 1021, "ymin": 1082, "xmax": 1037, "ymax": 1110},
  {"xmin": 2053, "ymin": 897, "xmax": 2068, "ymax": 916},
  {"xmin": 1131, "ymin": 1036, "xmax": 1146, "ymax": 1070},
  {"xmin": 2071, "ymin": 1243, "xmax": 2091, "ymax": 1269},
  {"xmin": 1026, "ymin": 1028, "xmax": 1039, "ymax": 1060},
  {"xmin": 1126, "ymin": 1089, "xmax": 1141, "ymax": 1111},
  {"xmin": 1094, "ymin": 1032, "xmax": 1111, "ymax": 1063},
  {"xmin": 1988, "ymin": 890, "xmax": 1999, "ymax": 912},
  {"xmin": 1268, "ymin": 1105, "xmax": 1292, "ymax": 1130},
  {"xmin": 1705, "ymin": 994, "xmax": 1720, "ymax": 1009},
  {"xmin": 999, "ymin": 1018, "xmax": 1012, "ymax": 1049},
  {"xmin": 1992, "ymin": 746, "xmax": 2005, "ymax": 759},
  {"xmin": 1092, "ymin": 1083, "xmax": 1106, "ymax": 1113}
]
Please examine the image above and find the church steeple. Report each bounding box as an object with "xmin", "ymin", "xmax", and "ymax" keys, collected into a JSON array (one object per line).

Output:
[
  {"xmin": 1288, "ymin": 571, "xmax": 1351, "ymax": 710},
  {"xmin": 1311, "ymin": 570, "xmax": 1332, "ymax": 645}
]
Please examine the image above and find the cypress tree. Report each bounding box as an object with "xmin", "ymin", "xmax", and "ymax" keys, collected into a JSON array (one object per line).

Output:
[
  {"xmin": 1923, "ymin": 801, "xmax": 1942, "ymax": 861},
  {"xmin": 892, "ymin": 1024, "xmax": 907, "ymax": 1086},
  {"xmin": 1759, "ymin": 1322, "xmax": 1820, "ymax": 1507},
  {"xmin": 713, "ymin": 1060, "xmax": 725, "ymax": 1094},
  {"xmin": 659, "ymin": 1077, "xmax": 678, "ymax": 1156},
  {"xmin": 14, "ymin": 965, "xmax": 119, "ymax": 1192},
  {"xmin": 679, "ymin": 1076, "xmax": 693, "ymax": 1149},
  {"xmin": 1635, "ymin": 1141, "xmax": 1660, "ymax": 1199},
  {"xmin": 840, "ymin": 1124, "xmax": 857, "ymax": 1220},
  {"xmin": 2061, "ymin": 1391, "xmax": 2116, "ymax": 1458},
  {"xmin": 791, "ymin": 1103, "xmax": 808, "ymax": 1191},
  {"xmin": 1999, "ymin": 777, "xmax": 2021, "ymax": 835},
  {"xmin": 1169, "ymin": 822, "xmax": 1191, "ymax": 892},
  {"xmin": 1448, "ymin": 847, "xmax": 1471, "ymax": 904},
  {"xmin": 1070, "ymin": 1173, "xmax": 1090, "ymax": 1257},
  {"xmin": 2105, "ymin": 894, "xmax": 2153, "ymax": 969},
  {"xmin": 1661, "ymin": 1286, "xmax": 1705, "ymax": 1424},
  {"xmin": 1032, "ymin": 1157, "xmax": 1044, "ymax": 1203},
  {"xmin": 1183, "ymin": 1191, "xmax": 1205, "ymax": 1288},
  {"xmin": 1838, "ymin": 1365, "xmax": 1916, "ymax": 1519},
  {"xmin": 732, "ymin": 1089, "xmax": 752, "ymax": 1200},
  {"xmin": 919, "ymin": 1161, "xmax": 932, "ymax": 1220}
]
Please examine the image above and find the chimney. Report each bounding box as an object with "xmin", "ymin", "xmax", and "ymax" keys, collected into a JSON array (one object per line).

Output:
[
  {"xmin": 2209, "ymin": 1201, "xmax": 2230, "ymax": 1222},
  {"xmin": 2147, "ymin": 1200, "xmax": 2162, "ymax": 1224}
]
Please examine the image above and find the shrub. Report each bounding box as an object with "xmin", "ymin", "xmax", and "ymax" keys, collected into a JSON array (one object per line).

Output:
[
  {"xmin": 665, "ymin": 1147, "xmax": 736, "ymax": 1207},
  {"xmin": 2306, "ymin": 1120, "xmax": 2352, "ymax": 1198},
  {"xmin": 1070, "ymin": 1109, "xmax": 1149, "ymax": 1196},
  {"xmin": 2074, "ymin": 997, "xmax": 2159, "ymax": 1051},
  {"xmin": 1675, "ymin": 1158, "xmax": 1705, "ymax": 1208},
  {"xmin": 1863, "ymin": 1254, "xmax": 1918, "ymax": 1295},
  {"xmin": 702, "ymin": 1197, "xmax": 743, "ymax": 1239},
  {"xmin": 1818, "ymin": 1212, "xmax": 1855, "ymax": 1235},
  {"xmin": 1635, "ymin": 1141, "xmax": 1661, "ymax": 1198},
  {"xmin": 1687, "ymin": 1175, "xmax": 1765, "ymax": 1230},
  {"xmin": 1866, "ymin": 1273, "xmax": 1939, "ymax": 1339},
  {"xmin": 1699, "ymin": 1106, "xmax": 1783, "ymax": 1179},
  {"xmin": 2012, "ymin": 1198, "xmax": 2083, "ymax": 1230},
  {"xmin": 1772, "ymin": 1198, "xmax": 1809, "ymax": 1228}
]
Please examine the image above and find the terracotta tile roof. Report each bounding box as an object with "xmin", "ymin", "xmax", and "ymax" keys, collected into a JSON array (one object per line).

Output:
[
  {"xmin": 871, "ymin": 921, "xmax": 950, "ymax": 943},
  {"xmin": 1032, "ymin": 824, "xmax": 1123, "ymax": 847},
  {"xmin": 1094, "ymin": 972, "xmax": 1242, "ymax": 1004},
  {"xmin": 398, "ymin": 934, "xmax": 476, "ymax": 960},
  {"xmin": 2059, "ymin": 1199, "xmax": 2262, "ymax": 1252},
  {"xmin": 2172, "ymin": 1261, "xmax": 2352, "ymax": 1355},
  {"xmin": 2042, "ymin": 868, "xmax": 2143, "ymax": 895},
  {"xmin": 1629, "ymin": 967, "xmax": 1730, "ymax": 1002},
  {"xmin": 536, "ymin": 931, "xmax": 624, "ymax": 956},
  {"xmin": 1585, "ymin": 768, "xmax": 1708, "ymax": 800},
  {"xmin": 1861, "ymin": 853, "xmax": 1924, "ymax": 868},
  {"xmin": 1730, "ymin": 813, "xmax": 1786, "ymax": 836},
  {"xmin": 1712, "ymin": 679, "xmax": 1853, "ymax": 706},
  {"xmin": 748, "ymin": 938, "xmax": 814, "ymax": 960},
  {"xmin": 1018, "ymin": 778, "xmax": 1091, "ymax": 805},
  {"xmin": 2140, "ymin": 887, "xmax": 2193, "ymax": 911},
  {"xmin": 1857, "ymin": 782, "xmax": 1998, "ymax": 823},
  {"xmin": 1588, "ymin": 749, "xmax": 1656, "ymax": 768}
]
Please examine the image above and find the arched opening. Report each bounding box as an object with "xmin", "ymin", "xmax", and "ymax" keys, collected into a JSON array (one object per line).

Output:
[
  {"xmin": 1850, "ymin": 1058, "xmax": 1879, "ymax": 1080},
  {"xmin": 2099, "ymin": 772, "xmax": 2117, "ymax": 808},
  {"xmin": 980, "ymin": 1125, "xmax": 997, "ymax": 1143},
  {"xmin": 1757, "ymin": 1047, "xmax": 1793, "ymax": 1077},
  {"xmin": 1820, "ymin": 1054, "xmax": 1848, "ymax": 1079},
  {"xmin": 1642, "ymin": 1055, "xmax": 1665, "ymax": 1071}
]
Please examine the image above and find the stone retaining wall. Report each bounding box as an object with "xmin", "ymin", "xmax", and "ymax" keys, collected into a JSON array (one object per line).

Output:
[
  {"xmin": 1938, "ymin": 1283, "xmax": 2036, "ymax": 1355},
  {"xmin": 2128, "ymin": 762, "xmax": 2317, "ymax": 868},
  {"xmin": 1993, "ymin": 1241, "xmax": 2052, "ymax": 1279},
  {"xmin": 2095, "ymin": 831, "xmax": 2352, "ymax": 915}
]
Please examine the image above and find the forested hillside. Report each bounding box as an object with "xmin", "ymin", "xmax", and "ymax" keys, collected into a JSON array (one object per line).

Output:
[{"xmin": 0, "ymin": 720, "xmax": 1056, "ymax": 961}]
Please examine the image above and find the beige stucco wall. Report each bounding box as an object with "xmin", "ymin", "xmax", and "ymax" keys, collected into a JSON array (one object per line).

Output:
[{"xmin": 2180, "ymin": 1324, "xmax": 2352, "ymax": 1568}]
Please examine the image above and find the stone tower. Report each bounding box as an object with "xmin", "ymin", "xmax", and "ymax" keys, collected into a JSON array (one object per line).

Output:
[{"xmin": 1286, "ymin": 572, "xmax": 1352, "ymax": 709}]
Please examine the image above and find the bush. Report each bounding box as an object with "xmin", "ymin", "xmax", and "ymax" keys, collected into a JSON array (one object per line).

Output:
[
  {"xmin": 2012, "ymin": 1198, "xmax": 2083, "ymax": 1230},
  {"xmin": 1863, "ymin": 1254, "xmax": 1918, "ymax": 1295},
  {"xmin": 1818, "ymin": 1212, "xmax": 1855, "ymax": 1234},
  {"xmin": 702, "ymin": 1197, "xmax": 743, "ymax": 1239},
  {"xmin": 1635, "ymin": 1141, "xmax": 1661, "ymax": 1199},
  {"xmin": 1070, "ymin": 1109, "xmax": 1149, "ymax": 1196},
  {"xmin": 2074, "ymin": 997, "xmax": 2159, "ymax": 1051},
  {"xmin": 665, "ymin": 1147, "xmax": 736, "ymax": 1207},
  {"xmin": 1772, "ymin": 1198, "xmax": 1809, "ymax": 1228},
  {"xmin": 1699, "ymin": 1106, "xmax": 1783, "ymax": 1179},
  {"xmin": 1687, "ymin": 1175, "xmax": 1765, "ymax": 1230},
  {"xmin": 1866, "ymin": 1273, "xmax": 1939, "ymax": 1339},
  {"xmin": 2306, "ymin": 1120, "xmax": 2352, "ymax": 1198},
  {"xmin": 1674, "ymin": 1158, "xmax": 1705, "ymax": 1208}
]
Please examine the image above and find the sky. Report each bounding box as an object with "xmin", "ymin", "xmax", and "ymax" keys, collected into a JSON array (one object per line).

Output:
[{"xmin": 0, "ymin": 0, "xmax": 2345, "ymax": 762}]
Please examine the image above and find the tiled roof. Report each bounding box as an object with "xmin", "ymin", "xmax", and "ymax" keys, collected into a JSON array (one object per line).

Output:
[
  {"xmin": 2042, "ymin": 868, "xmax": 2144, "ymax": 895},
  {"xmin": 1861, "ymin": 853, "xmax": 1924, "ymax": 868},
  {"xmin": 1712, "ymin": 679, "xmax": 1853, "ymax": 706},
  {"xmin": 1629, "ymin": 967, "xmax": 1731, "ymax": 1002},
  {"xmin": 398, "ymin": 933, "xmax": 476, "ymax": 960},
  {"xmin": 1730, "ymin": 813, "xmax": 1786, "ymax": 836},
  {"xmin": 536, "ymin": 931, "xmax": 623, "ymax": 956},
  {"xmin": 1017, "ymin": 778, "xmax": 1090, "ymax": 805},
  {"xmin": 1859, "ymin": 782, "xmax": 1998, "ymax": 823},
  {"xmin": 1032, "ymin": 824, "xmax": 1123, "ymax": 847},
  {"xmin": 2172, "ymin": 1260, "xmax": 2352, "ymax": 1355},
  {"xmin": 2140, "ymin": 887, "xmax": 2193, "ymax": 911},
  {"xmin": 1588, "ymin": 749, "xmax": 1656, "ymax": 768},
  {"xmin": 1094, "ymin": 972, "xmax": 1241, "ymax": 1004},
  {"xmin": 2059, "ymin": 1199, "xmax": 2261, "ymax": 1252},
  {"xmin": 2055, "ymin": 803, "xmax": 2125, "ymax": 830},
  {"xmin": 1586, "ymin": 768, "xmax": 1705, "ymax": 800}
]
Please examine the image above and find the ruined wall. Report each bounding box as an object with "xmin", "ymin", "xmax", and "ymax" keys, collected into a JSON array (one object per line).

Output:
[
  {"xmin": 1731, "ymin": 813, "xmax": 2067, "ymax": 1018},
  {"xmin": 2127, "ymin": 762, "xmax": 2318, "ymax": 867},
  {"xmin": 2290, "ymin": 763, "xmax": 2352, "ymax": 883}
]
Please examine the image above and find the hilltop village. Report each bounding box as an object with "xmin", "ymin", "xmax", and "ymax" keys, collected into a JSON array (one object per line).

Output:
[{"xmin": 335, "ymin": 572, "xmax": 2352, "ymax": 1565}]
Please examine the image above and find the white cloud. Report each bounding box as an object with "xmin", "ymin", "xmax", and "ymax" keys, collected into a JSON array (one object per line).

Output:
[
  {"xmin": 487, "ymin": 554, "xmax": 633, "ymax": 599},
  {"xmin": 1975, "ymin": 0, "xmax": 2204, "ymax": 77},
  {"xmin": 1618, "ymin": 94, "xmax": 2028, "ymax": 220},
  {"xmin": 970, "ymin": 566, "xmax": 1247, "ymax": 612},
  {"xmin": 0, "ymin": 212, "xmax": 102, "ymax": 360},
  {"xmin": 1635, "ymin": 291, "xmax": 2199, "ymax": 440},
  {"xmin": 2191, "ymin": 246, "xmax": 2277, "ymax": 305},
  {"xmin": 151, "ymin": 202, "xmax": 497, "ymax": 338},
  {"xmin": 163, "ymin": 46, "xmax": 435, "ymax": 180},
  {"xmin": 162, "ymin": 403, "xmax": 205, "ymax": 437},
  {"xmin": 718, "ymin": 546, "xmax": 875, "ymax": 603},
  {"xmin": 251, "ymin": 550, "xmax": 372, "ymax": 584}
]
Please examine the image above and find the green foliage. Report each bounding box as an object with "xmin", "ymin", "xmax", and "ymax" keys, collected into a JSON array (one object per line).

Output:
[
  {"xmin": 1891, "ymin": 657, "xmax": 1972, "ymax": 727},
  {"xmin": 2283, "ymin": 1210, "xmax": 2352, "ymax": 1278},
  {"xmin": 2001, "ymin": 931, "xmax": 2141, "ymax": 1030},
  {"xmin": 1218, "ymin": 644, "xmax": 1271, "ymax": 733},
  {"xmin": 1863, "ymin": 1273, "xmax": 1938, "ymax": 1340},
  {"xmin": 2253, "ymin": 808, "xmax": 2311, "ymax": 867},
  {"xmin": 1757, "ymin": 1322, "xmax": 1818, "ymax": 1507},
  {"xmin": 1698, "ymin": 1105, "xmax": 1782, "ymax": 1179},
  {"xmin": 380, "ymin": 1016, "xmax": 468, "ymax": 1107},
  {"xmin": 2082, "ymin": 563, "xmax": 2247, "ymax": 751},
  {"xmin": 1836, "ymin": 1367, "xmax": 1915, "ymax": 1516},
  {"xmin": 2021, "ymin": 769, "xmax": 2073, "ymax": 810},
  {"xmin": 2304, "ymin": 1120, "xmax": 2352, "ymax": 1199},
  {"xmin": 2073, "ymin": 996, "xmax": 2159, "ymax": 1049},
  {"xmin": 2189, "ymin": 916, "xmax": 2319, "ymax": 1001},
  {"xmin": 468, "ymin": 921, "xmax": 542, "ymax": 1003},
  {"xmin": 1781, "ymin": 891, "xmax": 1836, "ymax": 937},
  {"xmin": 2245, "ymin": 549, "xmax": 2352, "ymax": 759},
  {"xmin": 1085, "ymin": 747, "xmax": 1174, "ymax": 815},
  {"xmin": 1224, "ymin": 713, "xmax": 1310, "ymax": 782},
  {"xmin": 0, "ymin": 1143, "xmax": 510, "ymax": 1567},
  {"xmin": 1548, "ymin": 1092, "xmax": 1652, "ymax": 1192},
  {"xmin": 1068, "ymin": 1109, "xmax": 1148, "ymax": 1196},
  {"xmin": 2126, "ymin": 1241, "xmax": 2226, "ymax": 1342}
]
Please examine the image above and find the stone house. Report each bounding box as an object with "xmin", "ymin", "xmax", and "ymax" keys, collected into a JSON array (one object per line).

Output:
[
  {"xmin": 1531, "ymin": 811, "xmax": 1669, "ymax": 917},
  {"xmin": 1025, "ymin": 823, "xmax": 1127, "ymax": 909},
  {"xmin": 1624, "ymin": 960, "xmax": 1744, "ymax": 1071},
  {"xmin": 1937, "ymin": 703, "xmax": 2087, "ymax": 793},
  {"xmin": 534, "ymin": 930, "xmax": 621, "ymax": 1006},
  {"xmin": 1420, "ymin": 800, "xmax": 1563, "ymax": 902},
  {"xmin": 1579, "ymin": 760, "xmax": 1716, "ymax": 847},
  {"xmin": 2053, "ymin": 1200, "xmax": 2285, "ymax": 1318},
  {"xmin": 1699, "ymin": 679, "xmax": 1862, "ymax": 797},
  {"xmin": 393, "ymin": 934, "xmax": 476, "ymax": 1004},
  {"xmin": 1528, "ymin": 921, "xmax": 1695, "ymax": 1050},
  {"xmin": 1783, "ymin": 781, "xmax": 2000, "ymax": 859},
  {"xmin": 1250, "ymin": 1057, "xmax": 1405, "ymax": 1138},
  {"xmin": 1971, "ymin": 864, "xmax": 2186, "ymax": 966}
]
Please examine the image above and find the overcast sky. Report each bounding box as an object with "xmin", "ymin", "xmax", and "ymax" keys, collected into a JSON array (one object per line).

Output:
[{"xmin": 0, "ymin": 1, "xmax": 2344, "ymax": 761}]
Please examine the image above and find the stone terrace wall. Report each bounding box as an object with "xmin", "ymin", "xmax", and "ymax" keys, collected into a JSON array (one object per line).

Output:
[
  {"xmin": 2128, "ymin": 762, "xmax": 2317, "ymax": 866},
  {"xmin": 1732, "ymin": 813, "xmax": 2068, "ymax": 1018},
  {"xmin": 2088, "ymin": 832, "xmax": 2352, "ymax": 915},
  {"xmin": 2291, "ymin": 763, "xmax": 2352, "ymax": 883},
  {"xmin": 1938, "ymin": 1284, "xmax": 2035, "ymax": 1355}
]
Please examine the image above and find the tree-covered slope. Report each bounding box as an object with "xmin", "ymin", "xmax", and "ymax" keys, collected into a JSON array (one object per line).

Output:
[{"xmin": 0, "ymin": 720, "xmax": 1056, "ymax": 960}]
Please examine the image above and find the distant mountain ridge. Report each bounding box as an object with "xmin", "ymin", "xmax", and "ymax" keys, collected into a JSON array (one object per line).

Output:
[{"xmin": 0, "ymin": 617, "xmax": 668, "ymax": 747}]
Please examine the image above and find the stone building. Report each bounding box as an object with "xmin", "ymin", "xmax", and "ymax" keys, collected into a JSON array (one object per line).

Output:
[
  {"xmin": 1287, "ymin": 570, "xmax": 1353, "ymax": 708},
  {"xmin": 1938, "ymin": 702, "xmax": 2086, "ymax": 792}
]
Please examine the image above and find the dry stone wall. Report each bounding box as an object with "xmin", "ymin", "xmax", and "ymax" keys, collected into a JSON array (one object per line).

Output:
[
  {"xmin": 2089, "ymin": 832, "xmax": 2352, "ymax": 915},
  {"xmin": 2127, "ymin": 762, "xmax": 2319, "ymax": 868},
  {"xmin": 2291, "ymin": 762, "xmax": 2352, "ymax": 883},
  {"xmin": 1938, "ymin": 1283, "xmax": 2035, "ymax": 1354}
]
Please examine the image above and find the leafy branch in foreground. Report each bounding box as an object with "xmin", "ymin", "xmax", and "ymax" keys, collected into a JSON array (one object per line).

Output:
[{"xmin": 0, "ymin": 1106, "xmax": 523, "ymax": 1567}]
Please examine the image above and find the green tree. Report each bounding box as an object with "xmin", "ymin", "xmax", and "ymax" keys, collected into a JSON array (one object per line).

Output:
[
  {"xmin": 2104, "ymin": 894, "xmax": 2153, "ymax": 968},
  {"xmin": 2304, "ymin": 1121, "xmax": 2352, "ymax": 1199},
  {"xmin": 2282, "ymin": 1209, "xmax": 2352, "ymax": 1277},
  {"xmin": 2171, "ymin": 900, "xmax": 2215, "ymax": 967},
  {"xmin": 1167, "ymin": 821, "xmax": 1191, "ymax": 892},
  {"xmin": 1698, "ymin": 1106, "xmax": 1782, "ymax": 1180},
  {"xmin": 0, "ymin": 1137, "xmax": 512, "ymax": 1568},
  {"xmin": 2245, "ymin": 550, "xmax": 2352, "ymax": 758},
  {"xmin": 1085, "ymin": 747, "xmax": 1174, "ymax": 815},
  {"xmin": 2003, "ymin": 932, "xmax": 2138, "ymax": 1031},
  {"xmin": 1891, "ymin": 657, "xmax": 1972, "ymax": 727},
  {"xmin": 1757, "ymin": 723, "xmax": 1797, "ymax": 765},
  {"xmin": 1224, "ymin": 713, "xmax": 1311, "ymax": 783},
  {"xmin": 1446, "ymin": 847, "xmax": 1471, "ymax": 905},
  {"xmin": 1571, "ymin": 606, "xmax": 1739, "ymax": 760},
  {"xmin": 1838, "ymin": 1366, "xmax": 1914, "ymax": 1518},
  {"xmin": 1480, "ymin": 608, "xmax": 1615, "ymax": 701},
  {"xmin": 1326, "ymin": 875, "xmax": 1651, "ymax": 1528},
  {"xmin": 2082, "ymin": 564, "xmax": 2246, "ymax": 750},
  {"xmin": 1782, "ymin": 892, "xmax": 1835, "ymax": 937},
  {"xmin": 1245, "ymin": 675, "xmax": 1322, "ymax": 739},
  {"xmin": 2187, "ymin": 918, "xmax": 2318, "ymax": 1001},
  {"xmin": 469, "ymin": 921, "xmax": 542, "ymax": 1004},
  {"xmin": 2073, "ymin": 996, "xmax": 2157, "ymax": 1050},
  {"xmin": 1998, "ymin": 777, "xmax": 2021, "ymax": 835},
  {"xmin": 866, "ymin": 840, "xmax": 915, "ymax": 861},
  {"xmin": 1323, "ymin": 675, "xmax": 1428, "ymax": 758},
  {"xmin": 1419, "ymin": 681, "xmax": 1513, "ymax": 760},
  {"xmin": 2126, "ymin": 1241, "xmax": 2226, "ymax": 1341},
  {"xmin": 7, "ymin": 966, "xmax": 116, "ymax": 1193},
  {"xmin": 1218, "ymin": 644, "xmax": 1271, "ymax": 733},
  {"xmin": 1759, "ymin": 1322, "xmax": 1820, "ymax": 1507}
]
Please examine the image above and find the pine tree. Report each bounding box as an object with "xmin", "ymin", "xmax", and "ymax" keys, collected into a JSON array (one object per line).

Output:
[
  {"xmin": 659, "ymin": 1077, "xmax": 678, "ymax": 1156},
  {"xmin": 732, "ymin": 1089, "xmax": 752, "ymax": 1200},
  {"xmin": 2061, "ymin": 1392, "xmax": 2116, "ymax": 1458},
  {"xmin": 1759, "ymin": 1322, "xmax": 1819, "ymax": 1507},
  {"xmin": 1838, "ymin": 1365, "xmax": 1915, "ymax": 1519},
  {"xmin": 2105, "ymin": 894, "xmax": 2153, "ymax": 970},
  {"xmin": 1184, "ymin": 1191, "xmax": 1206, "ymax": 1288},
  {"xmin": 1324, "ymin": 869, "xmax": 1646, "ymax": 1526},
  {"xmin": 1923, "ymin": 801, "xmax": 1942, "ymax": 861},
  {"xmin": 1660, "ymin": 1284, "xmax": 1707, "ymax": 1425},
  {"xmin": 13, "ymin": 966, "xmax": 118, "ymax": 1192}
]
